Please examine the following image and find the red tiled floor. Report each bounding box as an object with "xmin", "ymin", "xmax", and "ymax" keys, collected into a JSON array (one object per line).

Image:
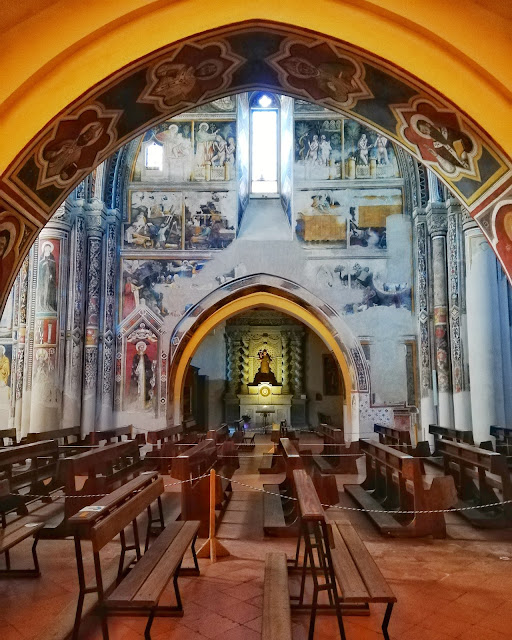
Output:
[{"xmin": 2, "ymin": 435, "xmax": 512, "ymax": 640}]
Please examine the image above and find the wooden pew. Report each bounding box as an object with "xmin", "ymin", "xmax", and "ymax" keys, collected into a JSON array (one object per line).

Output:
[
  {"xmin": 39, "ymin": 440, "xmax": 143, "ymax": 538},
  {"xmin": 0, "ymin": 427, "xmax": 17, "ymax": 447},
  {"xmin": 206, "ymin": 423, "xmax": 229, "ymax": 442},
  {"xmin": 312, "ymin": 423, "xmax": 361, "ymax": 474},
  {"xmin": 0, "ymin": 440, "xmax": 61, "ymax": 512},
  {"xmin": 262, "ymin": 552, "xmax": 292, "ymax": 640},
  {"xmin": 68, "ymin": 472, "xmax": 200, "ymax": 639},
  {"xmin": 344, "ymin": 439, "xmax": 457, "ymax": 537},
  {"xmin": 171, "ymin": 438, "xmax": 239, "ymax": 537},
  {"xmin": 258, "ymin": 443, "xmax": 285, "ymax": 475},
  {"xmin": 437, "ymin": 438, "xmax": 512, "ymax": 528},
  {"xmin": 145, "ymin": 425, "xmax": 184, "ymax": 474},
  {"xmin": 86, "ymin": 425, "xmax": 145, "ymax": 447},
  {"xmin": 490, "ymin": 425, "xmax": 512, "ymax": 467},
  {"xmin": 291, "ymin": 469, "xmax": 396, "ymax": 640},
  {"xmin": 24, "ymin": 426, "xmax": 88, "ymax": 456},
  {"xmin": 374, "ymin": 423, "xmax": 431, "ymax": 458},
  {"xmin": 263, "ymin": 438, "xmax": 304, "ymax": 537}
]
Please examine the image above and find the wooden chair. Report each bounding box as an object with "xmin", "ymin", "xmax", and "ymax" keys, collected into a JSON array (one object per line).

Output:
[{"xmin": 345, "ymin": 439, "xmax": 457, "ymax": 538}]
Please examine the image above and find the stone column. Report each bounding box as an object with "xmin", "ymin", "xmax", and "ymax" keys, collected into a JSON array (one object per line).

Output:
[
  {"xmin": 446, "ymin": 200, "xmax": 472, "ymax": 429},
  {"xmin": 413, "ymin": 208, "xmax": 436, "ymax": 437},
  {"xmin": 13, "ymin": 256, "xmax": 29, "ymax": 437},
  {"xmin": 290, "ymin": 333, "xmax": 304, "ymax": 397},
  {"xmin": 465, "ymin": 219, "xmax": 505, "ymax": 442},
  {"xmin": 427, "ymin": 203, "xmax": 454, "ymax": 427},
  {"xmin": 29, "ymin": 206, "xmax": 72, "ymax": 433},
  {"xmin": 81, "ymin": 205, "xmax": 105, "ymax": 434},
  {"xmin": 62, "ymin": 210, "xmax": 87, "ymax": 428},
  {"xmin": 98, "ymin": 214, "xmax": 120, "ymax": 425},
  {"xmin": 281, "ymin": 333, "xmax": 290, "ymax": 394},
  {"xmin": 240, "ymin": 333, "xmax": 250, "ymax": 394},
  {"xmin": 225, "ymin": 332, "xmax": 238, "ymax": 395}
]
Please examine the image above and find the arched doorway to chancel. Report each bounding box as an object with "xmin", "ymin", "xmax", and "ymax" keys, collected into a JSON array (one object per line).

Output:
[
  {"xmin": 1, "ymin": 18, "xmax": 512, "ymax": 318},
  {"xmin": 166, "ymin": 274, "xmax": 382, "ymax": 443}
]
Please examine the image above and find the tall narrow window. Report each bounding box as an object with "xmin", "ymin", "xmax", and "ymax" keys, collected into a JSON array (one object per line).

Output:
[
  {"xmin": 145, "ymin": 141, "xmax": 163, "ymax": 170},
  {"xmin": 250, "ymin": 93, "xmax": 279, "ymax": 194}
]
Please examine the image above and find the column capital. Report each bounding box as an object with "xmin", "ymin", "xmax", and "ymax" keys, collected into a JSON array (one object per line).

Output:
[{"xmin": 426, "ymin": 202, "xmax": 448, "ymax": 236}]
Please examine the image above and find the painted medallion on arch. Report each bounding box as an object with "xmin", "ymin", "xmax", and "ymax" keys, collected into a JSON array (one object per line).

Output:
[{"xmin": 121, "ymin": 258, "xmax": 206, "ymax": 320}]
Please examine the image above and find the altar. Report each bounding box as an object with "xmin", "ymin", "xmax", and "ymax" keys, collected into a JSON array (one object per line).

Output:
[{"xmin": 237, "ymin": 383, "xmax": 293, "ymax": 428}]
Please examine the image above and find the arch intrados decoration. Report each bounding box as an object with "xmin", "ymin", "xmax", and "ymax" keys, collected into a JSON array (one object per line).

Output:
[
  {"xmin": 1, "ymin": 19, "xmax": 512, "ymax": 315},
  {"xmin": 167, "ymin": 278, "xmax": 368, "ymax": 427}
]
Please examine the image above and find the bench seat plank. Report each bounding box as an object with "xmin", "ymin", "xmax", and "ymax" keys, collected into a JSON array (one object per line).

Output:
[
  {"xmin": 263, "ymin": 486, "xmax": 286, "ymax": 531},
  {"xmin": 344, "ymin": 484, "xmax": 402, "ymax": 533},
  {"xmin": 262, "ymin": 553, "xmax": 292, "ymax": 640},
  {"xmin": 0, "ymin": 518, "xmax": 44, "ymax": 552},
  {"xmin": 335, "ymin": 524, "xmax": 396, "ymax": 603},
  {"xmin": 131, "ymin": 521, "xmax": 200, "ymax": 607},
  {"xmin": 330, "ymin": 525, "xmax": 369, "ymax": 602},
  {"xmin": 106, "ymin": 522, "xmax": 185, "ymax": 605}
]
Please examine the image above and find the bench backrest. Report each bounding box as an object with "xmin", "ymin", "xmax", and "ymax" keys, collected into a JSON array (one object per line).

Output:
[
  {"xmin": 437, "ymin": 438, "xmax": 509, "ymax": 476},
  {"xmin": 374, "ymin": 423, "xmax": 411, "ymax": 446},
  {"xmin": 59, "ymin": 440, "xmax": 140, "ymax": 489},
  {"xmin": 206, "ymin": 424, "xmax": 229, "ymax": 442},
  {"xmin": 25, "ymin": 426, "xmax": 82, "ymax": 446},
  {"xmin": 429, "ymin": 424, "xmax": 474, "ymax": 447},
  {"xmin": 146, "ymin": 425, "xmax": 183, "ymax": 445},
  {"xmin": 86, "ymin": 425, "xmax": 135, "ymax": 446},
  {"xmin": 293, "ymin": 469, "xmax": 325, "ymax": 522},
  {"xmin": 360, "ymin": 438, "xmax": 422, "ymax": 482},
  {"xmin": 172, "ymin": 438, "xmax": 217, "ymax": 482},
  {"xmin": 89, "ymin": 476, "xmax": 164, "ymax": 552},
  {"xmin": 0, "ymin": 440, "xmax": 59, "ymax": 492},
  {"xmin": 317, "ymin": 423, "xmax": 343, "ymax": 444},
  {"xmin": 490, "ymin": 425, "xmax": 512, "ymax": 442},
  {"xmin": 0, "ymin": 427, "xmax": 17, "ymax": 446}
]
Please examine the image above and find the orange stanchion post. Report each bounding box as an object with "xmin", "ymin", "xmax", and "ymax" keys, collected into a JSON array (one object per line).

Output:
[{"xmin": 197, "ymin": 468, "xmax": 230, "ymax": 562}]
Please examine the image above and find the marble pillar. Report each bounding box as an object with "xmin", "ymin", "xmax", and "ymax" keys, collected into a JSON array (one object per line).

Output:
[
  {"xmin": 446, "ymin": 200, "xmax": 472, "ymax": 429},
  {"xmin": 13, "ymin": 257, "xmax": 29, "ymax": 437},
  {"xmin": 465, "ymin": 221, "xmax": 505, "ymax": 442},
  {"xmin": 413, "ymin": 208, "xmax": 436, "ymax": 438},
  {"xmin": 427, "ymin": 203, "xmax": 454, "ymax": 427}
]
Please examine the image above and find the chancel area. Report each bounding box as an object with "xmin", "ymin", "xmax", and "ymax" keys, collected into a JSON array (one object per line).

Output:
[{"xmin": 1, "ymin": 11, "xmax": 512, "ymax": 640}]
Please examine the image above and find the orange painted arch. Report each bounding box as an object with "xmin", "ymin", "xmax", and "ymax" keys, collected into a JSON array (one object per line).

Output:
[{"xmin": 169, "ymin": 292, "xmax": 352, "ymax": 428}]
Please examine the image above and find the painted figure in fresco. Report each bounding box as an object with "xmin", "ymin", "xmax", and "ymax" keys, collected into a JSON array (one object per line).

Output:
[
  {"xmin": 38, "ymin": 241, "xmax": 57, "ymax": 312},
  {"xmin": 306, "ymin": 135, "xmax": 320, "ymax": 164},
  {"xmin": 123, "ymin": 276, "xmax": 142, "ymax": 316},
  {"xmin": 42, "ymin": 121, "xmax": 105, "ymax": 182},
  {"xmin": 319, "ymin": 135, "xmax": 332, "ymax": 165},
  {"xmin": 226, "ymin": 137, "xmax": 236, "ymax": 164},
  {"xmin": 357, "ymin": 134, "xmax": 370, "ymax": 165},
  {"xmin": 211, "ymin": 134, "xmax": 227, "ymax": 166},
  {"xmin": 152, "ymin": 63, "xmax": 196, "ymax": 103},
  {"xmin": 131, "ymin": 341, "xmax": 155, "ymax": 408},
  {"xmin": 0, "ymin": 345, "xmax": 10, "ymax": 389},
  {"xmin": 415, "ymin": 120, "xmax": 473, "ymax": 175},
  {"xmin": 374, "ymin": 134, "xmax": 389, "ymax": 164},
  {"xmin": 195, "ymin": 123, "xmax": 218, "ymax": 167}
]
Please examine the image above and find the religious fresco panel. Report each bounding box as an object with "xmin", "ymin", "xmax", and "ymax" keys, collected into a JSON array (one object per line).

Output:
[
  {"xmin": 124, "ymin": 335, "xmax": 159, "ymax": 413},
  {"xmin": 121, "ymin": 258, "xmax": 207, "ymax": 320},
  {"xmin": 184, "ymin": 191, "xmax": 236, "ymax": 250},
  {"xmin": 295, "ymin": 188, "xmax": 402, "ymax": 247},
  {"xmin": 344, "ymin": 120, "xmax": 399, "ymax": 179},
  {"xmin": 126, "ymin": 190, "xmax": 183, "ymax": 250},
  {"xmin": 294, "ymin": 118, "xmax": 343, "ymax": 181},
  {"xmin": 192, "ymin": 120, "xmax": 236, "ymax": 182}
]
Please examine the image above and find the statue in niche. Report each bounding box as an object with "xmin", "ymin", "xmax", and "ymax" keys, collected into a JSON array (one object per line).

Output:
[{"xmin": 252, "ymin": 348, "xmax": 278, "ymax": 385}]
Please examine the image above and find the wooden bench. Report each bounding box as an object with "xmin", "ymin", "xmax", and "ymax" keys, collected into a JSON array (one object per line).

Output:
[
  {"xmin": 437, "ymin": 438, "xmax": 512, "ymax": 528},
  {"xmin": 345, "ymin": 439, "xmax": 457, "ymax": 538},
  {"xmin": 171, "ymin": 438, "xmax": 239, "ymax": 537},
  {"xmin": 86, "ymin": 425, "xmax": 145, "ymax": 447},
  {"xmin": 490, "ymin": 425, "xmax": 512, "ymax": 467},
  {"xmin": 0, "ymin": 427, "xmax": 17, "ymax": 447},
  {"xmin": 145, "ymin": 425, "xmax": 185, "ymax": 474},
  {"xmin": 428, "ymin": 425, "xmax": 492, "ymax": 466},
  {"xmin": 262, "ymin": 552, "xmax": 292, "ymax": 640},
  {"xmin": 68, "ymin": 472, "xmax": 200, "ymax": 639},
  {"xmin": 292, "ymin": 468, "xmax": 396, "ymax": 640},
  {"xmin": 24, "ymin": 426, "xmax": 88, "ymax": 456},
  {"xmin": 312, "ymin": 423, "xmax": 361, "ymax": 474},
  {"xmin": 374, "ymin": 423, "xmax": 431, "ymax": 458},
  {"xmin": 206, "ymin": 423, "xmax": 229, "ymax": 442},
  {"xmin": 258, "ymin": 443, "xmax": 285, "ymax": 475},
  {"xmin": 39, "ymin": 440, "xmax": 143, "ymax": 539},
  {"xmin": 263, "ymin": 438, "xmax": 304, "ymax": 537},
  {"xmin": 0, "ymin": 440, "xmax": 61, "ymax": 515}
]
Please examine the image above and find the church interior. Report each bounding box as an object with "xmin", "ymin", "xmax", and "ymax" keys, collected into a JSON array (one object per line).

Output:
[{"xmin": 1, "ymin": 4, "xmax": 512, "ymax": 640}]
